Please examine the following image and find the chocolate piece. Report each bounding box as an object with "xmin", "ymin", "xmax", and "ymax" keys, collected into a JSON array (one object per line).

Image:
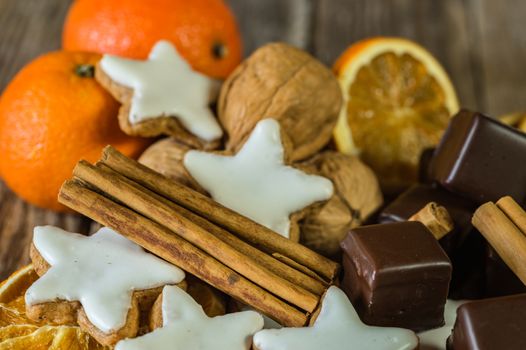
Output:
[
  {"xmin": 447, "ymin": 229, "xmax": 486, "ymax": 300},
  {"xmin": 379, "ymin": 184, "xmax": 476, "ymax": 254},
  {"xmin": 447, "ymin": 294, "xmax": 526, "ymax": 350},
  {"xmin": 418, "ymin": 147, "xmax": 435, "ymax": 184},
  {"xmin": 485, "ymin": 245, "xmax": 526, "ymax": 298},
  {"xmin": 340, "ymin": 221, "xmax": 452, "ymax": 331},
  {"xmin": 430, "ymin": 110, "xmax": 526, "ymax": 204}
]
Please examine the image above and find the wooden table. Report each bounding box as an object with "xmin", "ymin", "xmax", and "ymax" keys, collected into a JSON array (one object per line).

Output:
[{"xmin": 1, "ymin": 0, "xmax": 525, "ymax": 279}]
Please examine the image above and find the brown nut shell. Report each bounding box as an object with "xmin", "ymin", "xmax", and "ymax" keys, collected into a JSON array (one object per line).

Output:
[{"xmin": 218, "ymin": 43, "xmax": 342, "ymax": 161}]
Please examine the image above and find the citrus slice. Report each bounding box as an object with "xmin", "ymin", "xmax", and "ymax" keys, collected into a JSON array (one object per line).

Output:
[
  {"xmin": 0, "ymin": 266, "xmax": 109, "ymax": 349},
  {"xmin": 0, "ymin": 265, "xmax": 38, "ymax": 304},
  {"xmin": 498, "ymin": 112, "xmax": 526, "ymax": 132},
  {"xmin": 333, "ymin": 37, "xmax": 459, "ymax": 192}
]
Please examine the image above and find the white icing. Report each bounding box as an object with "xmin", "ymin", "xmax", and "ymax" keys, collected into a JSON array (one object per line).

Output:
[
  {"xmin": 253, "ymin": 286, "xmax": 418, "ymax": 350},
  {"xmin": 25, "ymin": 226, "xmax": 185, "ymax": 333},
  {"xmin": 418, "ymin": 299, "xmax": 466, "ymax": 350},
  {"xmin": 115, "ymin": 285, "xmax": 264, "ymax": 350},
  {"xmin": 100, "ymin": 40, "xmax": 223, "ymax": 141},
  {"xmin": 184, "ymin": 118, "xmax": 334, "ymax": 238}
]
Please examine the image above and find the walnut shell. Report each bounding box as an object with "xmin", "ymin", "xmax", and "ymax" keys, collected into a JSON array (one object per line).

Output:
[
  {"xmin": 138, "ymin": 138, "xmax": 205, "ymax": 193},
  {"xmin": 298, "ymin": 151, "xmax": 383, "ymax": 257},
  {"xmin": 218, "ymin": 43, "xmax": 342, "ymax": 161}
]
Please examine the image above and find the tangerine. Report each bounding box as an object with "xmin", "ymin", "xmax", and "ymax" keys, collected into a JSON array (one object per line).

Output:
[
  {"xmin": 62, "ymin": 0, "xmax": 242, "ymax": 79},
  {"xmin": 0, "ymin": 51, "xmax": 150, "ymax": 211}
]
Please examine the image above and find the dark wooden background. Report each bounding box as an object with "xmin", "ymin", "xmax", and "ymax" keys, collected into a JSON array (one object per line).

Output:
[{"xmin": 0, "ymin": 0, "xmax": 525, "ymax": 279}]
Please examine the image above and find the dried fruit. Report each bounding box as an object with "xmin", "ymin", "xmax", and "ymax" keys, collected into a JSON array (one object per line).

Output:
[
  {"xmin": 0, "ymin": 266, "xmax": 109, "ymax": 349},
  {"xmin": 333, "ymin": 37, "xmax": 459, "ymax": 192}
]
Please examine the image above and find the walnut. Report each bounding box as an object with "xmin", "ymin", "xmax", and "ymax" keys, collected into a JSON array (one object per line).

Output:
[
  {"xmin": 218, "ymin": 43, "xmax": 342, "ymax": 161},
  {"xmin": 138, "ymin": 138, "xmax": 205, "ymax": 193},
  {"xmin": 298, "ymin": 152, "xmax": 383, "ymax": 257}
]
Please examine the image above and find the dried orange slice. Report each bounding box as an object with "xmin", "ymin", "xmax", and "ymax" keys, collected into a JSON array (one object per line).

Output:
[
  {"xmin": 0, "ymin": 266, "xmax": 109, "ymax": 349},
  {"xmin": 0, "ymin": 265, "xmax": 38, "ymax": 304},
  {"xmin": 498, "ymin": 112, "xmax": 526, "ymax": 132},
  {"xmin": 0, "ymin": 324, "xmax": 106, "ymax": 350},
  {"xmin": 333, "ymin": 37, "xmax": 459, "ymax": 192}
]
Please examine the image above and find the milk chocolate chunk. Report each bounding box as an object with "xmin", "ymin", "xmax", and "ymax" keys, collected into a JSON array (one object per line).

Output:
[
  {"xmin": 379, "ymin": 184, "xmax": 476, "ymax": 253},
  {"xmin": 430, "ymin": 110, "xmax": 526, "ymax": 204},
  {"xmin": 447, "ymin": 294, "xmax": 526, "ymax": 350},
  {"xmin": 340, "ymin": 221, "xmax": 452, "ymax": 331}
]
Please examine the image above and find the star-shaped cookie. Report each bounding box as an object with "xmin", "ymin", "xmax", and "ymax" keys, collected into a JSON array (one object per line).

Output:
[
  {"xmin": 253, "ymin": 286, "xmax": 418, "ymax": 350},
  {"xmin": 99, "ymin": 40, "xmax": 222, "ymax": 142},
  {"xmin": 184, "ymin": 118, "xmax": 334, "ymax": 238},
  {"xmin": 115, "ymin": 285, "xmax": 264, "ymax": 350},
  {"xmin": 25, "ymin": 226, "xmax": 185, "ymax": 334}
]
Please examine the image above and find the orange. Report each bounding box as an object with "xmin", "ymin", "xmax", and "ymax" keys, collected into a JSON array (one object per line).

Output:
[
  {"xmin": 333, "ymin": 37, "xmax": 459, "ymax": 192},
  {"xmin": 0, "ymin": 51, "xmax": 150, "ymax": 212},
  {"xmin": 62, "ymin": 0, "xmax": 242, "ymax": 79}
]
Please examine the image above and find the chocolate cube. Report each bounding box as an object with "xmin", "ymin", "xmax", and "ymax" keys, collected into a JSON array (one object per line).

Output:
[
  {"xmin": 448, "ymin": 294, "xmax": 526, "ymax": 350},
  {"xmin": 341, "ymin": 221, "xmax": 452, "ymax": 331},
  {"xmin": 430, "ymin": 110, "xmax": 526, "ymax": 204}
]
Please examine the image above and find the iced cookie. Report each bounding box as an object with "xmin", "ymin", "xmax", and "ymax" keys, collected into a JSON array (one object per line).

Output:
[
  {"xmin": 184, "ymin": 118, "xmax": 334, "ymax": 240},
  {"xmin": 115, "ymin": 285, "xmax": 263, "ymax": 350},
  {"xmin": 25, "ymin": 226, "xmax": 185, "ymax": 346},
  {"xmin": 253, "ymin": 286, "xmax": 418, "ymax": 350},
  {"xmin": 96, "ymin": 40, "xmax": 222, "ymax": 149}
]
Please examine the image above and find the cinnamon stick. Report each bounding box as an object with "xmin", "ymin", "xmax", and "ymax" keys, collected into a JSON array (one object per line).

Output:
[
  {"xmin": 58, "ymin": 179, "xmax": 308, "ymax": 327},
  {"xmin": 496, "ymin": 196, "xmax": 526, "ymax": 234},
  {"xmin": 100, "ymin": 146, "xmax": 339, "ymax": 281},
  {"xmin": 472, "ymin": 201, "xmax": 526, "ymax": 285},
  {"xmin": 409, "ymin": 202, "xmax": 454, "ymax": 240},
  {"xmin": 73, "ymin": 160, "xmax": 319, "ymax": 313}
]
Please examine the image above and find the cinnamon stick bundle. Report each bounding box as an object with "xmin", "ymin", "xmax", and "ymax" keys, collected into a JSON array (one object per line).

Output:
[
  {"xmin": 100, "ymin": 146, "xmax": 339, "ymax": 281},
  {"xmin": 74, "ymin": 160, "xmax": 319, "ymax": 312},
  {"xmin": 59, "ymin": 180, "xmax": 307, "ymax": 326},
  {"xmin": 59, "ymin": 146, "xmax": 340, "ymax": 326}
]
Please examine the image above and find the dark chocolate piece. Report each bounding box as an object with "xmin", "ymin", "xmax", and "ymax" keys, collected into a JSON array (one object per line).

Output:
[
  {"xmin": 485, "ymin": 245, "xmax": 526, "ymax": 297},
  {"xmin": 447, "ymin": 229, "xmax": 486, "ymax": 300},
  {"xmin": 430, "ymin": 110, "xmax": 526, "ymax": 204},
  {"xmin": 340, "ymin": 221, "xmax": 452, "ymax": 331},
  {"xmin": 379, "ymin": 184, "xmax": 476, "ymax": 254},
  {"xmin": 418, "ymin": 147, "xmax": 435, "ymax": 184},
  {"xmin": 448, "ymin": 293, "xmax": 526, "ymax": 350}
]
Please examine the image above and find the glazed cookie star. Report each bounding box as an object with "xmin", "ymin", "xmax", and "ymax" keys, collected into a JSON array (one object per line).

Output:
[
  {"xmin": 25, "ymin": 226, "xmax": 185, "ymax": 346},
  {"xmin": 253, "ymin": 286, "xmax": 418, "ymax": 350},
  {"xmin": 97, "ymin": 40, "xmax": 222, "ymax": 144},
  {"xmin": 116, "ymin": 285, "xmax": 264, "ymax": 350},
  {"xmin": 184, "ymin": 118, "xmax": 334, "ymax": 238}
]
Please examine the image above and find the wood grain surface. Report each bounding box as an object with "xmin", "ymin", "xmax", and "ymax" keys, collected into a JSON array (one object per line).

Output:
[{"xmin": 0, "ymin": 0, "xmax": 525, "ymax": 279}]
